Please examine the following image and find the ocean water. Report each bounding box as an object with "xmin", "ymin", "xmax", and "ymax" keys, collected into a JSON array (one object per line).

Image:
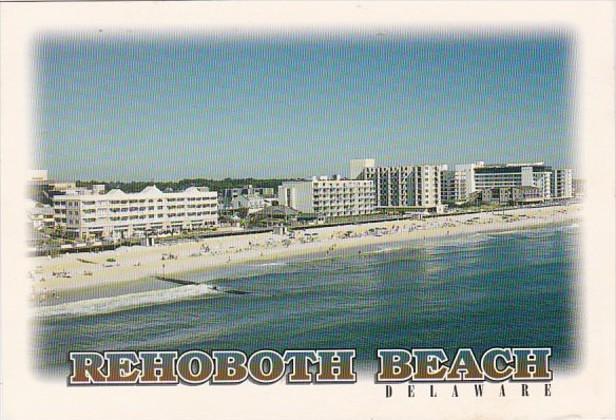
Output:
[{"xmin": 33, "ymin": 225, "xmax": 580, "ymax": 376}]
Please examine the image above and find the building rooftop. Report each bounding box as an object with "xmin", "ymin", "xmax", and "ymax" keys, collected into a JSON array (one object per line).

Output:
[
  {"xmin": 481, "ymin": 162, "xmax": 545, "ymax": 168},
  {"xmin": 53, "ymin": 185, "xmax": 216, "ymax": 200}
]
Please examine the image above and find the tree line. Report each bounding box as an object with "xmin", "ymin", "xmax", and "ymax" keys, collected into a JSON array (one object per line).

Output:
[{"xmin": 75, "ymin": 178, "xmax": 301, "ymax": 193}]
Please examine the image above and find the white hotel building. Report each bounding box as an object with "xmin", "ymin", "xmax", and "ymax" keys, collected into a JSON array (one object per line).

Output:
[
  {"xmin": 444, "ymin": 161, "xmax": 574, "ymax": 203},
  {"xmin": 357, "ymin": 165, "xmax": 414, "ymax": 207},
  {"xmin": 473, "ymin": 162, "xmax": 553, "ymax": 200},
  {"xmin": 351, "ymin": 159, "xmax": 444, "ymax": 212},
  {"xmin": 551, "ymin": 169, "xmax": 573, "ymax": 199},
  {"xmin": 53, "ymin": 185, "xmax": 218, "ymax": 239},
  {"xmin": 352, "ymin": 159, "xmax": 572, "ymax": 207},
  {"xmin": 278, "ymin": 176, "xmax": 375, "ymax": 219},
  {"xmin": 407, "ymin": 165, "xmax": 444, "ymax": 211}
]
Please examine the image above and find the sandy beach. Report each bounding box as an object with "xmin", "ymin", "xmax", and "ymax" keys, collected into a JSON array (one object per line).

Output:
[{"xmin": 29, "ymin": 204, "xmax": 581, "ymax": 296}]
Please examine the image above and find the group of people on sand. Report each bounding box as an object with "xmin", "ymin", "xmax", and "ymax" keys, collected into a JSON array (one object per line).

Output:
[{"xmin": 31, "ymin": 206, "xmax": 576, "ymax": 296}]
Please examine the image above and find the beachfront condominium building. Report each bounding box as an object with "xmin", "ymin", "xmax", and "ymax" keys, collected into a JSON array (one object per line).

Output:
[
  {"xmin": 278, "ymin": 175, "xmax": 375, "ymax": 219},
  {"xmin": 53, "ymin": 185, "xmax": 218, "ymax": 239},
  {"xmin": 407, "ymin": 165, "xmax": 444, "ymax": 212},
  {"xmin": 473, "ymin": 162, "xmax": 553, "ymax": 200},
  {"xmin": 355, "ymin": 164, "xmax": 414, "ymax": 207},
  {"xmin": 551, "ymin": 169, "xmax": 573, "ymax": 199},
  {"xmin": 440, "ymin": 165, "xmax": 456, "ymax": 204},
  {"xmin": 351, "ymin": 159, "xmax": 445, "ymax": 212}
]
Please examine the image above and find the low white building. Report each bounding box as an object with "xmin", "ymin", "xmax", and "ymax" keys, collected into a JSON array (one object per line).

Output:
[
  {"xmin": 278, "ymin": 175, "xmax": 375, "ymax": 219},
  {"xmin": 53, "ymin": 185, "xmax": 218, "ymax": 239},
  {"xmin": 222, "ymin": 185, "xmax": 276, "ymax": 208},
  {"xmin": 229, "ymin": 194, "xmax": 267, "ymax": 214}
]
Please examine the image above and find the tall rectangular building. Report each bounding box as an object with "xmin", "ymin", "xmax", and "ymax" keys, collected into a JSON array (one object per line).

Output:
[
  {"xmin": 551, "ymin": 169, "xmax": 573, "ymax": 199},
  {"xmin": 278, "ymin": 176, "xmax": 375, "ymax": 219},
  {"xmin": 351, "ymin": 159, "xmax": 445, "ymax": 211},
  {"xmin": 407, "ymin": 165, "xmax": 443, "ymax": 211},
  {"xmin": 440, "ymin": 167, "xmax": 456, "ymax": 204},
  {"xmin": 359, "ymin": 165, "xmax": 414, "ymax": 207}
]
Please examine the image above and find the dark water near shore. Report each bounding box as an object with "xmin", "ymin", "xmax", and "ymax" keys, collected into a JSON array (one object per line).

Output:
[{"xmin": 33, "ymin": 225, "xmax": 580, "ymax": 377}]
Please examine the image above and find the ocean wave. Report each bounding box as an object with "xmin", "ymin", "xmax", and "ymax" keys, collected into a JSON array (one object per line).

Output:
[
  {"xmin": 488, "ymin": 229, "xmax": 525, "ymax": 236},
  {"xmin": 34, "ymin": 284, "xmax": 219, "ymax": 319},
  {"xmin": 255, "ymin": 262, "xmax": 288, "ymax": 267},
  {"xmin": 363, "ymin": 246, "xmax": 404, "ymax": 255},
  {"xmin": 483, "ymin": 223, "xmax": 580, "ymax": 239},
  {"xmin": 429, "ymin": 233, "xmax": 490, "ymax": 248},
  {"xmin": 513, "ymin": 228, "xmax": 565, "ymax": 239}
]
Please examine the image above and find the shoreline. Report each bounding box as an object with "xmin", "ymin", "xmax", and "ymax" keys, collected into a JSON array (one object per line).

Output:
[{"xmin": 29, "ymin": 204, "xmax": 581, "ymax": 296}]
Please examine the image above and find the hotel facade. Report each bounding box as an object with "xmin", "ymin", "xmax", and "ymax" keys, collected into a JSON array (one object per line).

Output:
[
  {"xmin": 551, "ymin": 169, "xmax": 573, "ymax": 199},
  {"xmin": 354, "ymin": 163, "xmax": 414, "ymax": 207},
  {"xmin": 407, "ymin": 165, "xmax": 443, "ymax": 210},
  {"xmin": 440, "ymin": 167, "xmax": 456, "ymax": 204},
  {"xmin": 447, "ymin": 162, "xmax": 574, "ymax": 203},
  {"xmin": 278, "ymin": 176, "xmax": 375, "ymax": 219},
  {"xmin": 350, "ymin": 160, "xmax": 444, "ymax": 212},
  {"xmin": 53, "ymin": 185, "xmax": 218, "ymax": 239},
  {"xmin": 351, "ymin": 159, "xmax": 573, "ymax": 208},
  {"xmin": 473, "ymin": 162, "xmax": 553, "ymax": 200}
]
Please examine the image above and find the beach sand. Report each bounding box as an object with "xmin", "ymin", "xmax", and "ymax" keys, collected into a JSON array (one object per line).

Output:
[{"xmin": 29, "ymin": 204, "xmax": 581, "ymax": 296}]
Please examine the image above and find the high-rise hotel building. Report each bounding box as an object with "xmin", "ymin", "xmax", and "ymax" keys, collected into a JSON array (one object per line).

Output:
[
  {"xmin": 278, "ymin": 175, "xmax": 375, "ymax": 219},
  {"xmin": 53, "ymin": 185, "xmax": 218, "ymax": 239},
  {"xmin": 357, "ymin": 165, "xmax": 414, "ymax": 207},
  {"xmin": 473, "ymin": 162, "xmax": 553, "ymax": 200},
  {"xmin": 551, "ymin": 169, "xmax": 573, "ymax": 199},
  {"xmin": 407, "ymin": 165, "xmax": 443, "ymax": 210},
  {"xmin": 352, "ymin": 159, "xmax": 571, "ymax": 208},
  {"xmin": 440, "ymin": 166, "xmax": 456, "ymax": 204},
  {"xmin": 351, "ymin": 159, "xmax": 444, "ymax": 212}
]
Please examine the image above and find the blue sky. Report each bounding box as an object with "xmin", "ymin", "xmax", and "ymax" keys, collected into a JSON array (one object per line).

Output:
[{"xmin": 35, "ymin": 33, "xmax": 574, "ymax": 181}]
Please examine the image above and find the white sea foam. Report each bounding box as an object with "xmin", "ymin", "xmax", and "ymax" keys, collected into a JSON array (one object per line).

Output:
[
  {"xmin": 257, "ymin": 262, "xmax": 288, "ymax": 267},
  {"xmin": 364, "ymin": 246, "xmax": 404, "ymax": 255},
  {"xmin": 488, "ymin": 229, "xmax": 524, "ymax": 236},
  {"xmin": 431, "ymin": 233, "xmax": 491, "ymax": 248},
  {"xmin": 34, "ymin": 284, "xmax": 219, "ymax": 319}
]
